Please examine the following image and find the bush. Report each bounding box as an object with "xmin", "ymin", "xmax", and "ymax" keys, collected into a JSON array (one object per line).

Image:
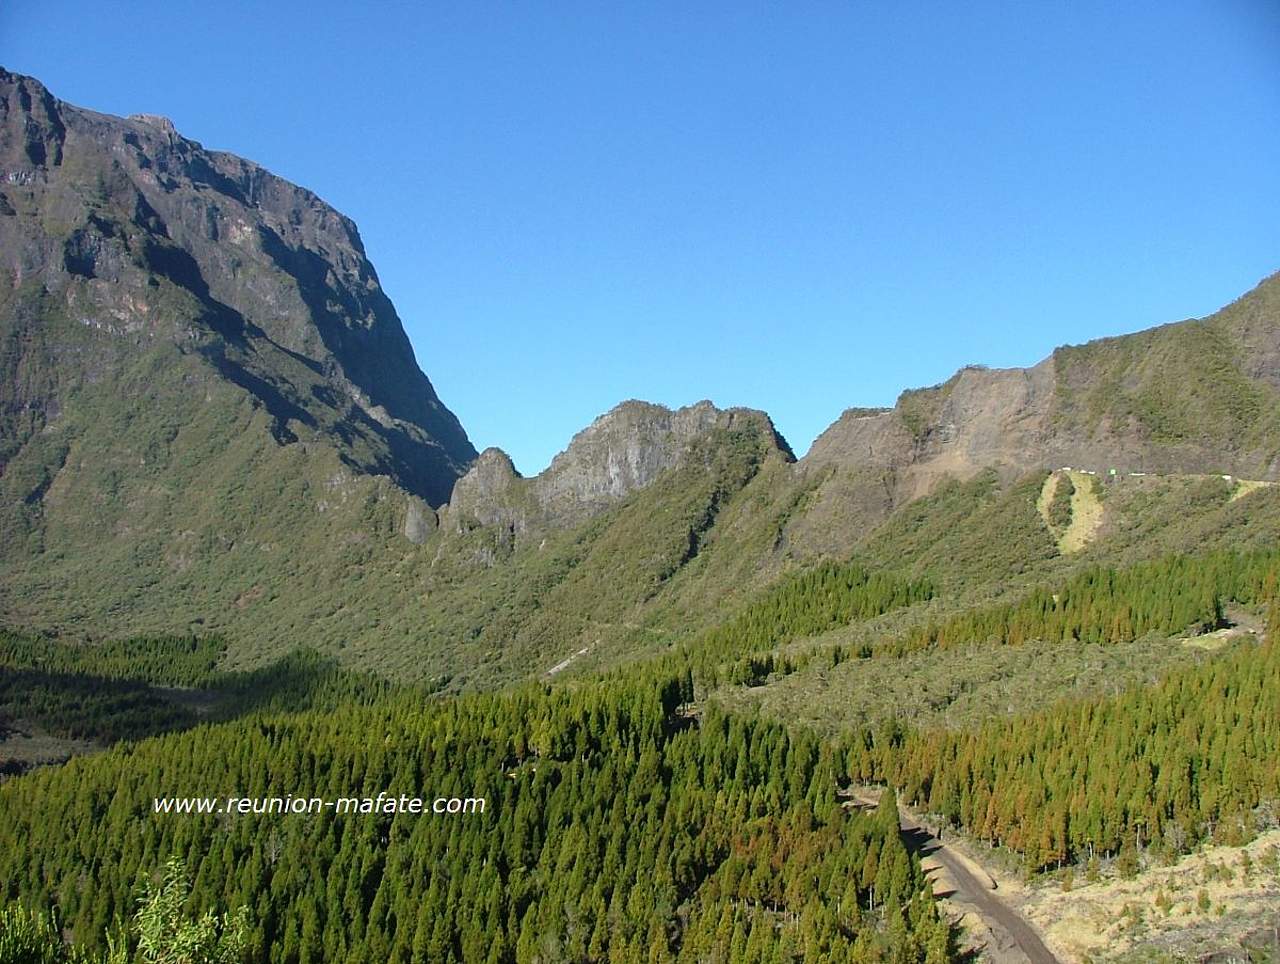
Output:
[
  {"xmin": 134, "ymin": 858, "xmax": 251, "ymax": 964},
  {"xmin": 0, "ymin": 904, "xmax": 97, "ymax": 964}
]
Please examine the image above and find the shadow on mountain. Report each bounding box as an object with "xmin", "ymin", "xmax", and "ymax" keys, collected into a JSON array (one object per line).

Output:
[
  {"xmin": 212, "ymin": 649, "xmax": 393, "ymax": 718},
  {"xmin": 0, "ymin": 666, "xmax": 197, "ymax": 747},
  {"xmin": 0, "ymin": 648, "xmax": 393, "ymax": 778}
]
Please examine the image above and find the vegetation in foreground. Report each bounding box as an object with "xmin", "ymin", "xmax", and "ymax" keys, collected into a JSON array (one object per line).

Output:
[
  {"xmin": 2, "ymin": 539, "xmax": 1279, "ymax": 961},
  {"xmin": 0, "ymin": 666, "xmax": 953, "ymax": 963}
]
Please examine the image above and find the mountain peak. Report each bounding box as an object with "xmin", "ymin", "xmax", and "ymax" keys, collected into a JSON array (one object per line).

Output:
[
  {"xmin": 127, "ymin": 113, "xmax": 177, "ymax": 136},
  {"xmin": 542, "ymin": 399, "xmax": 789, "ymax": 509},
  {"xmin": 441, "ymin": 398, "xmax": 790, "ymax": 540}
]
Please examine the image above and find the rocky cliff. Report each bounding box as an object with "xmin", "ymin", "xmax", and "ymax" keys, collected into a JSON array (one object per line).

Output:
[
  {"xmin": 0, "ymin": 67, "xmax": 475, "ymax": 508},
  {"xmin": 0, "ymin": 68, "xmax": 480, "ymax": 644},
  {"xmin": 804, "ymin": 273, "xmax": 1280, "ymax": 503},
  {"xmin": 441, "ymin": 399, "xmax": 792, "ymax": 540}
]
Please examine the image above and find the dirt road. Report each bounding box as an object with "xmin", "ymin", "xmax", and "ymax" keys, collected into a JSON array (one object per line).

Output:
[{"xmin": 898, "ymin": 814, "xmax": 1061, "ymax": 964}]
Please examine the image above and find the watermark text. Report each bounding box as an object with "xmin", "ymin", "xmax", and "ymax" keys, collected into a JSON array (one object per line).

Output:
[{"xmin": 153, "ymin": 793, "xmax": 485, "ymax": 816}]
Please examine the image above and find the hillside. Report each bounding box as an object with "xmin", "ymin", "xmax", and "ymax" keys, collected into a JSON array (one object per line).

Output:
[
  {"xmin": 396, "ymin": 271, "xmax": 1280, "ymax": 687},
  {"xmin": 798, "ymin": 272, "xmax": 1280, "ymax": 536}
]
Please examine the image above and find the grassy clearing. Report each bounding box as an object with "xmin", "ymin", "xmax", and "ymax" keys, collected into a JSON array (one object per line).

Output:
[
  {"xmin": 1017, "ymin": 830, "xmax": 1280, "ymax": 963},
  {"xmin": 0, "ymin": 722, "xmax": 96, "ymax": 774},
  {"xmin": 1060, "ymin": 471, "xmax": 1104, "ymax": 553},
  {"xmin": 1180, "ymin": 625, "xmax": 1256, "ymax": 651}
]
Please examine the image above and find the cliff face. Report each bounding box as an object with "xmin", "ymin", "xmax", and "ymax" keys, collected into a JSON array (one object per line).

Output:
[
  {"xmin": 804, "ymin": 274, "xmax": 1280, "ymax": 503},
  {"xmin": 0, "ymin": 68, "xmax": 481, "ymax": 645},
  {"xmin": 0, "ymin": 68, "xmax": 475, "ymax": 506}
]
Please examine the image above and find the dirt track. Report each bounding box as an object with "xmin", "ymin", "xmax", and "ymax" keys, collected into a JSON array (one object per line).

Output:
[{"xmin": 898, "ymin": 814, "xmax": 1061, "ymax": 964}]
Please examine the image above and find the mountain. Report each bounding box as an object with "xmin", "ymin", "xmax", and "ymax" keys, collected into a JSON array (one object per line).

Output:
[
  {"xmin": 2, "ymin": 67, "xmax": 1278, "ymax": 690},
  {"xmin": 443, "ymin": 399, "xmax": 792, "ymax": 538},
  {"xmin": 785, "ymin": 273, "xmax": 1280, "ymax": 556},
  {"xmin": 0, "ymin": 59, "xmax": 792, "ymax": 678},
  {"xmin": 0, "ymin": 67, "xmax": 474, "ymax": 504},
  {"xmin": 807, "ymin": 273, "xmax": 1280, "ymax": 492},
  {"xmin": 0, "ymin": 66, "xmax": 478, "ymax": 636},
  {"xmin": 422, "ymin": 276, "xmax": 1280, "ymax": 684}
]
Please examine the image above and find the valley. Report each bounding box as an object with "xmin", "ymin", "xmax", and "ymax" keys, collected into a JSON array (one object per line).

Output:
[{"xmin": 1, "ymin": 65, "xmax": 1278, "ymax": 963}]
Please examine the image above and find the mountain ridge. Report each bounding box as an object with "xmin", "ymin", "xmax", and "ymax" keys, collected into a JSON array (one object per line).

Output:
[
  {"xmin": 441, "ymin": 399, "xmax": 792, "ymax": 540},
  {"xmin": 2, "ymin": 67, "xmax": 1279, "ymax": 689},
  {"xmin": 802, "ymin": 271, "xmax": 1280, "ymax": 506}
]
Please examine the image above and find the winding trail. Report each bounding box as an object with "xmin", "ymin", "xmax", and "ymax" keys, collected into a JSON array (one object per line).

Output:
[{"xmin": 545, "ymin": 645, "xmax": 591, "ymax": 676}]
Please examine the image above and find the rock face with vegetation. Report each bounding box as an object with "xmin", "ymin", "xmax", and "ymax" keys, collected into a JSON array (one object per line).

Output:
[
  {"xmin": 807, "ymin": 274, "xmax": 1280, "ymax": 500},
  {"xmin": 787, "ymin": 276, "xmax": 1280, "ymax": 558},
  {"xmin": 0, "ymin": 67, "xmax": 475, "ymax": 506},
  {"xmin": 0, "ymin": 67, "xmax": 478, "ymax": 638},
  {"xmin": 442, "ymin": 399, "xmax": 793, "ymax": 538}
]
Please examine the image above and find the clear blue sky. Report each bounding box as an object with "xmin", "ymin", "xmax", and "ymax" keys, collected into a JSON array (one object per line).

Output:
[{"xmin": 5, "ymin": 2, "xmax": 1279, "ymax": 472}]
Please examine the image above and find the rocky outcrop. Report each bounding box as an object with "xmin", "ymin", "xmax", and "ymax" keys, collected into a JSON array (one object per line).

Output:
[
  {"xmin": 440, "ymin": 400, "xmax": 792, "ymax": 538},
  {"xmin": 805, "ymin": 362, "xmax": 1060, "ymax": 501},
  {"xmin": 443, "ymin": 447, "xmax": 526, "ymax": 532}
]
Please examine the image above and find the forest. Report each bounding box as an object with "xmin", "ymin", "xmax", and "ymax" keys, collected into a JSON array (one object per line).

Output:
[
  {"xmin": 852, "ymin": 605, "xmax": 1280, "ymax": 872},
  {"xmin": 893, "ymin": 549, "xmax": 1280, "ymax": 654},
  {"xmin": 0, "ymin": 666, "xmax": 952, "ymax": 963},
  {"xmin": 1, "ymin": 546, "xmax": 1277, "ymax": 961}
]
